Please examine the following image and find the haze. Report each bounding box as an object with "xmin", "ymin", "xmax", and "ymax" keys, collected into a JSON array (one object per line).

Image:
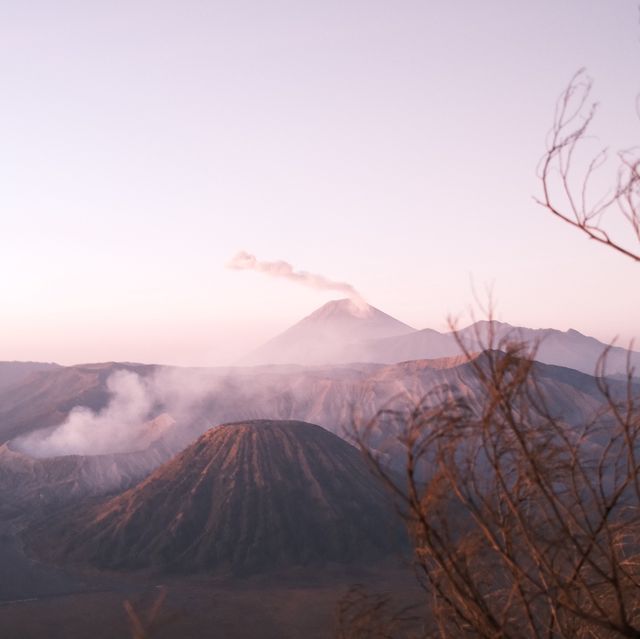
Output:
[{"xmin": 1, "ymin": 1, "xmax": 638, "ymax": 366}]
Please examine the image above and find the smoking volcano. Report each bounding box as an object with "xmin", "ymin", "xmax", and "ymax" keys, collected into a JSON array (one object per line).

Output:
[{"xmin": 244, "ymin": 298, "xmax": 415, "ymax": 365}]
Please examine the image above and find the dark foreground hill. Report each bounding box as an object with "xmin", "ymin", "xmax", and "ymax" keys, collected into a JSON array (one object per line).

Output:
[{"xmin": 26, "ymin": 420, "xmax": 406, "ymax": 575}]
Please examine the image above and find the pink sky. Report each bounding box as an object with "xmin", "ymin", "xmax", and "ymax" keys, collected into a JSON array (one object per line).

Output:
[{"xmin": 1, "ymin": 1, "xmax": 638, "ymax": 365}]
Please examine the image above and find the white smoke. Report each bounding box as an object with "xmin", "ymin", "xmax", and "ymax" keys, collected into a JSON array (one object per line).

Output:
[
  {"xmin": 12, "ymin": 366, "xmax": 246, "ymax": 459},
  {"xmin": 227, "ymin": 251, "xmax": 364, "ymax": 304},
  {"xmin": 14, "ymin": 370, "xmax": 155, "ymax": 457},
  {"xmin": 9, "ymin": 362, "xmax": 397, "ymax": 460}
]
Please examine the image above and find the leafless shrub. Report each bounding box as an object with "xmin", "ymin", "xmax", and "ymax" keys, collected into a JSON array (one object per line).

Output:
[
  {"xmin": 124, "ymin": 587, "xmax": 182, "ymax": 639},
  {"xmin": 343, "ymin": 60, "xmax": 640, "ymax": 636},
  {"xmin": 353, "ymin": 319, "xmax": 640, "ymax": 638},
  {"xmin": 336, "ymin": 584, "xmax": 424, "ymax": 639}
]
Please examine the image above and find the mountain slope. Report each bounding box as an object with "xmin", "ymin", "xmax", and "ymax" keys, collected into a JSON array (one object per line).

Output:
[
  {"xmin": 0, "ymin": 441, "xmax": 171, "ymax": 518},
  {"xmin": 345, "ymin": 327, "xmax": 459, "ymax": 363},
  {"xmin": 243, "ymin": 299, "xmax": 415, "ymax": 365},
  {"xmin": 0, "ymin": 414, "xmax": 177, "ymax": 516},
  {"xmin": 26, "ymin": 420, "xmax": 405, "ymax": 574},
  {"xmin": 0, "ymin": 362, "xmax": 156, "ymax": 444},
  {"xmin": 0, "ymin": 362, "xmax": 60, "ymax": 393}
]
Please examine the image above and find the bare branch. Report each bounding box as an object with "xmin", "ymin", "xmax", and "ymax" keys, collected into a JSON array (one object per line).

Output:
[{"xmin": 536, "ymin": 70, "xmax": 640, "ymax": 263}]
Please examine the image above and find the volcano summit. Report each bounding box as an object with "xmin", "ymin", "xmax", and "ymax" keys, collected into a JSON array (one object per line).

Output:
[{"xmin": 244, "ymin": 299, "xmax": 415, "ymax": 366}]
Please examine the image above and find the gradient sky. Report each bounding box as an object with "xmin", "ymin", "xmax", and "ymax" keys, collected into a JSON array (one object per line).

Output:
[{"xmin": 1, "ymin": 1, "xmax": 639, "ymax": 366}]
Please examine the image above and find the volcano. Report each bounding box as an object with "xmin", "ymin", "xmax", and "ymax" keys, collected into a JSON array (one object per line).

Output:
[
  {"xmin": 26, "ymin": 420, "xmax": 406, "ymax": 574},
  {"xmin": 243, "ymin": 299, "xmax": 415, "ymax": 366}
]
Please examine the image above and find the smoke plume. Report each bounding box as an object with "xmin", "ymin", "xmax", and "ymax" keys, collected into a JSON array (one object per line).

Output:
[
  {"xmin": 228, "ymin": 251, "xmax": 364, "ymax": 303},
  {"xmin": 11, "ymin": 366, "xmax": 279, "ymax": 459},
  {"xmin": 14, "ymin": 370, "xmax": 155, "ymax": 457}
]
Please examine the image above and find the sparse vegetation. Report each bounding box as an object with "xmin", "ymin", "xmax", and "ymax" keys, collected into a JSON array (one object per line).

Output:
[
  {"xmin": 352, "ymin": 326, "xmax": 639, "ymax": 637},
  {"xmin": 336, "ymin": 584, "xmax": 423, "ymax": 639},
  {"xmin": 124, "ymin": 588, "xmax": 181, "ymax": 639}
]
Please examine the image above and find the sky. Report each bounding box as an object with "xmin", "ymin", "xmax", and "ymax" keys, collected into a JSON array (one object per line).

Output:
[{"xmin": 1, "ymin": 1, "xmax": 639, "ymax": 366}]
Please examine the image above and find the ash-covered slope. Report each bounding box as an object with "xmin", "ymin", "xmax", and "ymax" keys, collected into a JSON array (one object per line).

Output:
[
  {"xmin": 0, "ymin": 443, "xmax": 170, "ymax": 518},
  {"xmin": 0, "ymin": 414, "xmax": 176, "ymax": 516},
  {"xmin": 244, "ymin": 299, "xmax": 415, "ymax": 365},
  {"xmin": 27, "ymin": 420, "xmax": 405, "ymax": 574}
]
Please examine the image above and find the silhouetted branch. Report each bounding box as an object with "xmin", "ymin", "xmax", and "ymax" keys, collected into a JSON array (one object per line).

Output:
[
  {"xmin": 536, "ymin": 69, "xmax": 640, "ymax": 263},
  {"xmin": 336, "ymin": 584, "xmax": 423, "ymax": 639}
]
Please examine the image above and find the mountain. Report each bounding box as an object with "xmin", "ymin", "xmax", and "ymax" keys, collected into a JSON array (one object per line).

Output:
[
  {"xmin": 243, "ymin": 298, "xmax": 415, "ymax": 365},
  {"xmin": 25, "ymin": 420, "xmax": 406, "ymax": 574},
  {"xmin": 457, "ymin": 321, "xmax": 640, "ymax": 377},
  {"xmin": 242, "ymin": 300, "xmax": 637, "ymax": 375},
  {"xmin": 346, "ymin": 320, "xmax": 640, "ymax": 377}
]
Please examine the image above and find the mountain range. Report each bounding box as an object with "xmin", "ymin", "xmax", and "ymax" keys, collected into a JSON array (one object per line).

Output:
[{"xmin": 245, "ymin": 299, "xmax": 640, "ymax": 376}]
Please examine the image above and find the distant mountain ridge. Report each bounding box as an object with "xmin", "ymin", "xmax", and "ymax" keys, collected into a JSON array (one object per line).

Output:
[
  {"xmin": 3, "ymin": 303, "xmax": 635, "ymax": 377},
  {"xmin": 349, "ymin": 320, "xmax": 640, "ymax": 377},
  {"xmin": 244, "ymin": 300, "xmax": 639, "ymax": 376}
]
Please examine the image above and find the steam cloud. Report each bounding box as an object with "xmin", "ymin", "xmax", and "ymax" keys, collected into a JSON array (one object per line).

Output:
[
  {"xmin": 14, "ymin": 371, "xmax": 155, "ymax": 457},
  {"xmin": 228, "ymin": 251, "xmax": 364, "ymax": 303},
  {"xmin": 11, "ymin": 366, "xmax": 282, "ymax": 459},
  {"xmin": 10, "ymin": 363, "xmax": 392, "ymax": 460}
]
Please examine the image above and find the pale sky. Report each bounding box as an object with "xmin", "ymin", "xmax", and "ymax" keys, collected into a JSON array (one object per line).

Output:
[{"xmin": 1, "ymin": 1, "xmax": 639, "ymax": 366}]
